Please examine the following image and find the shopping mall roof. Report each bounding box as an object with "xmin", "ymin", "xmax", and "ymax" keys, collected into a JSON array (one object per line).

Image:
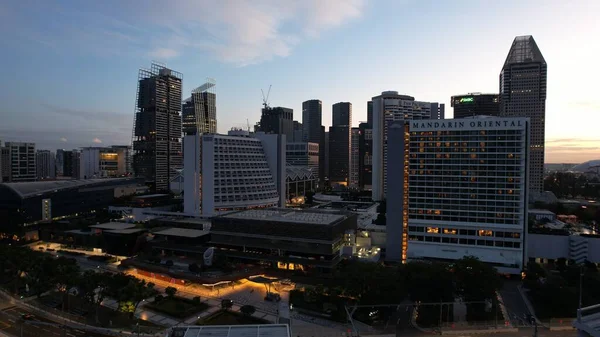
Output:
[
  {"xmin": 0, "ymin": 178, "xmax": 136, "ymax": 198},
  {"xmin": 172, "ymin": 324, "xmax": 290, "ymax": 337},
  {"xmin": 89, "ymin": 222, "xmax": 137, "ymax": 230},
  {"xmin": 103, "ymin": 228, "xmax": 146, "ymax": 235},
  {"xmin": 153, "ymin": 227, "xmax": 210, "ymax": 238},
  {"xmin": 220, "ymin": 208, "xmax": 346, "ymax": 225}
]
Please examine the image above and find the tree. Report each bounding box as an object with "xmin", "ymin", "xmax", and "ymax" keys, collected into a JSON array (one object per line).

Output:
[
  {"xmin": 165, "ymin": 286, "xmax": 177, "ymax": 298},
  {"xmin": 240, "ymin": 305, "xmax": 256, "ymax": 316},
  {"xmin": 453, "ymin": 256, "xmax": 502, "ymax": 302},
  {"xmin": 118, "ymin": 278, "xmax": 156, "ymax": 318},
  {"xmin": 78, "ymin": 270, "xmax": 110, "ymax": 323},
  {"xmin": 305, "ymin": 191, "xmax": 315, "ymax": 204},
  {"xmin": 188, "ymin": 263, "xmax": 200, "ymax": 273},
  {"xmin": 221, "ymin": 299, "xmax": 233, "ymax": 310},
  {"xmin": 53, "ymin": 256, "xmax": 81, "ymax": 311}
]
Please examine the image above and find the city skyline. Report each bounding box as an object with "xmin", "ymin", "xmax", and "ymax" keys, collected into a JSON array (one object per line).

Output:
[{"xmin": 1, "ymin": 0, "xmax": 599, "ymax": 163}]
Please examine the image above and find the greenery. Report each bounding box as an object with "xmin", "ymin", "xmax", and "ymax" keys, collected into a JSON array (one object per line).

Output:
[
  {"xmin": 0, "ymin": 245, "xmax": 156, "ymax": 320},
  {"xmin": 240, "ymin": 305, "xmax": 256, "ymax": 316},
  {"xmin": 289, "ymin": 257, "xmax": 502, "ymax": 325},
  {"xmin": 145, "ymin": 296, "xmax": 209, "ymax": 319},
  {"xmin": 221, "ymin": 299, "xmax": 233, "ymax": 310},
  {"xmin": 198, "ymin": 310, "xmax": 269, "ymax": 325},
  {"xmin": 525, "ymin": 261, "xmax": 600, "ymax": 319},
  {"xmin": 544, "ymin": 172, "xmax": 600, "ymax": 199}
]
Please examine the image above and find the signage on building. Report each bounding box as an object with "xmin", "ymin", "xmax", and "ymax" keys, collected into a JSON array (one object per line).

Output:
[
  {"xmin": 410, "ymin": 118, "xmax": 527, "ymax": 131},
  {"xmin": 459, "ymin": 97, "xmax": 474, "ymax": 103}
]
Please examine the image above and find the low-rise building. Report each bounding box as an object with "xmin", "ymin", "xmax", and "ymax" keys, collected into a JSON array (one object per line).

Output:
[{"xmin": 210, "ymin": 208, "xmax": 357, "ymax": 272}]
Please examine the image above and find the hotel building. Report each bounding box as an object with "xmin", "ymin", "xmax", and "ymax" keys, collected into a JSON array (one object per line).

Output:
[{"xmin": 386, "ymin": 116, "xmax": 529, "ymax": 274}]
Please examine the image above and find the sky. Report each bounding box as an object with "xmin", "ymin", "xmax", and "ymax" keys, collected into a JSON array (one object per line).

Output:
[{"xmin": 0, "ymin": 0, "xmax": 599, "ymax": 163}]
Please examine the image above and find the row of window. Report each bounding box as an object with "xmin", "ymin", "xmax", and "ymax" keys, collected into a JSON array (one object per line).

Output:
[
  {"xmin": 409, "ymin": 236, "xmax": 521, "ymax": 248},
  {"xmin": 409, "ymin": 226, "xmax": 520, "ymax": 238}
]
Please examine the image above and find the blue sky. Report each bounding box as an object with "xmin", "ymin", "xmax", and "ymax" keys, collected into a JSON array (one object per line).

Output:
[{"xmin": 1, "ymin": 0, "xmax": 598, "ymax": 163}]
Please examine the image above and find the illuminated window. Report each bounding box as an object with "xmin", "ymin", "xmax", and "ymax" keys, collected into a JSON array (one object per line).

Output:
[
  {"xmin": 427, "ymin": 227, "xmax": 439, "ymax": 234},
  {"xmin": 443, "ymin": 228, "xmax": 457, "ymax": 235},
  {"xmin": 478, "ymin": 230, "xmax": 493, "ymax": 237},
  {"xmin": 508, "ymin": 154, "xmax": 514, "ymax": 158},
  {"xmin": 434, "ymin": 210, "xmax": 441, "ymax": 215}
]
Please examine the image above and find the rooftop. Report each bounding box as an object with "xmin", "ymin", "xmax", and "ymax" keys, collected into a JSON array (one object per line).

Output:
[
  {"xmin": 104, "ymin": 228, "xmax": 146, "ymax": 235},
  {"xmin": 529, "ymin": 209, "xmax": 556, "ymax": 215},
  {"xmin": 173, "ymin": 324, "xmax": 290, "ymax": 337},
  {"xmin": 153, "ymin": 227, "xmax": 210, "ymax": 238},
  {"xmin": 503, "ymin": 35, "xmax": 546, "ymax": 67},
  {"xmin": 220, "ymin": 208, "xmax": 346, "ymax": 225},
  {"xmin": 89, "ymin": 222, "xmax": 137, "ymax": 230},
  {"xmin": 0, "ymin": 178, "xmax": 137, "ymax": 198},
  {"xmin": 133, "ymin": 194, "xmax": 170, "ymax": 199}
]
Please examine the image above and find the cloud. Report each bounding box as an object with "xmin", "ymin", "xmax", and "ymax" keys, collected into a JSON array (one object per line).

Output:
[
  {"xmin": 60, "ymin": 137, "xmax": 67, "ymax": 142},
  {"xmin": 93, "ymin": 138, "xmax": 102, "ymax": 144},
  {"xmin": 3, "ymin": 1, "xmax": 366, "ymax": 66},
  {"xmin": 148, "ymin": 47, "xmax": 179, "ymax": 60}
]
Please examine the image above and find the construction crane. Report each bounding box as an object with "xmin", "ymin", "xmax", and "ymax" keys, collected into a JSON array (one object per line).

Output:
[{"xmin": 261, "ymin": 85, "xmax": 272, "ymax": 109}]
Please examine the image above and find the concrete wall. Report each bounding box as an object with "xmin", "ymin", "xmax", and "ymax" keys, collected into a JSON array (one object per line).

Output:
[{"xmin": 527, "ymin": 234, "xmax": 570, "ymax": 260}]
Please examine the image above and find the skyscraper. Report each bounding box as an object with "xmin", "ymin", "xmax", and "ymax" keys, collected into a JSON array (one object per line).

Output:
[
  {"xmin": 371, "ymin": 91, "xmax": 443, "ymax": 200},
  {"xmin": 329, "ymin": 102, "xmax": 352, "ymax": 187},
  {"xmin": 350, "ymin": 127, "xmax": 359, "ymax": 189},
  {"xmin": 358, "ymin": 122, "xmax": 372, "ymax": 190},
  {"xmin": 257, "ymin": 106, "xmax": 294, "ymax": 139},
  {"xmin": 36, "ymin": 150, "xmax": 56, "ymax": 180},
  {"xmin": 451, "ymin": 93, "xmax": 500, "ymax": 118},
  {"xmin": 499, "ymin": 35, "xmax": 547, "ymax": 193},
  {"xmin": 386, "ymin": 117, "xmax": 529, "ymax": 273},
  {"xmin": 55, "ymin": 149, "xmax": 64, "ymax": 176},
  {"xmin": 302, "ymin": 99, "xmax": 324, "ymax": 186},
  {"xmin": 182, "ymin": 80, "xmax": 216, "ymax": 135},
  {"xmin": 133, "ymin": 63, "xmax": 183, "ymax": 192}
]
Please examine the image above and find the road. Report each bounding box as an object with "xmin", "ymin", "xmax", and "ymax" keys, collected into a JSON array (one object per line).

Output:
[
  {"xmin": 0, "ymin": 306, "xmax": 113, "ymax": 337},
  {"xmin": 499, "ymin": 280, "xmax": 534, "ymax": 326}
]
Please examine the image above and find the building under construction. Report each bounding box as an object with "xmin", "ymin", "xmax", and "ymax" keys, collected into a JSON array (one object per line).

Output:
[
  {"xmin": 182, "ymin": 79, "xmax": 217, "ymax": 136},
  {"xmin": 132, "ymin": 62, "xmax": 183, "ymax": 192}
]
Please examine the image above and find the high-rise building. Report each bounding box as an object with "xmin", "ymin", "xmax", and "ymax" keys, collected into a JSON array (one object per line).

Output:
[
  {"xmin": 183, "ymin": 130, "xmax": 286, "ymax": 216},
  {"xmin": 287, "ymin": 142, "xmax": 319, "ymax": 182},
  {"xmin": 0, "ymin": 142, "xmax": 7, "ymax": 182},
  {"xmin": 133, "ymin": 63, "xmax": 183, "ymax": 192},
  {"xmin": 367, "ymin": 101, "xmax": 373, "ymax": 127},
  {"xmin": 329, "ymin": 102, "xmax": 352, "ymax": 187},
  {"xmin": 323, "ymin": 129, "xmax": 328, "ymax": 185},
  {"xmin": 257, "ymin": 106, "xmax": 294, "ymax": 139},
  {"xmin": 302, "ymin": 99, "xmax": 325, "ymax": 187},
  {"xmin": 72, "ymin": 150, "xmax": 81, "ymax": 179},
  {"xmin": 371, "ymin": 91, "xmax": 443, "ymax": 200},
  {"xmin": 80, "ymin": 147, "xmax": 129, "ymax": 179},
  {"xmin": 386, "ymin": 117, "xmax": 529, "ymax": 274},
  {"xmin": 292, "ymin": 121, "xmax": 303, "ymax": 142},
  {"xmin": 36, "ymin": 150, "xmax": 56, "ymax": 180},
  {"xmin": 182, "ymin": 80, "xmax": 216, "ymax": 135},
  {"xmin": 358, "ymin": 122, "xmax": 372, "ymax": 191},
  {"xmin": 55, "ymin": 149, "xmax": 64, "ymax": 176},
  {"xmin": 499, "ymin": 35, "xmax": 547, "ymax": 193},
  {"xmin": 63, "ymin": 150, "xmax": 74, "ymax": 177},
  {"xmin": 5, "ymin": 142, "xmax": 36, "ymax": 182},
  {"xmin": 110, "ymin": 145, "xmax": 133, "ymax": 176},
  {"xmin": 451, "ymin": 93, "xmax": 500, "ymax": 118},
  {"xmin": 350, "ymin": 127, "xmax": 359, "ymax": 189}
]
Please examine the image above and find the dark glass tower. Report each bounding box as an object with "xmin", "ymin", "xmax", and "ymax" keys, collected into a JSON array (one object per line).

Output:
[
  {"xmin": 499, "ymin": 35, "xmax": 547, "ymax": 193},
  {"xmin": 257, "ymin": 106, "xmax": 293, "ymax": 139},
  {"xmin": 451, "ymin": 93, "xmax": 499, "ymax": 118},
  {"xmin": 182, "ymin": 80, "xmax": 216, "ymax": 136},
  {"xmin": 133, "ymin": 63, "xmax": 183, "ymax": 192},
  {"xmin": 302, "ymin": 99, "xmax": 324, "ymax": 186},
  {"xmin": 329, "ymin": 102, "xmax": 352, "ymax": 187}
]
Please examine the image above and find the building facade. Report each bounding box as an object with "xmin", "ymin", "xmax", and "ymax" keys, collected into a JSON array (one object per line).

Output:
[
  {"xmin": 183, "ymin": 130, "xmax": 285, "ymax": 216},
  {"xmin": 499, "ymin": 35, "xmax": 546, "ymax": 194},
  {"xmin": 182, "ymin": 80, "xmax": 217, "ymax": 135},
  {"xmin": 386, "ymin": 117, "xmax": 530, "ymax": 274},
  {"xmin": 5, "ymin": 142, "xmax": 36, "ymax": 182},
  {"xmin": 371, "ymin": 91, "xmax": 443, "ymax": 200},
  {"xmin": 302, "ymin": 100, "xmax": 325, "ymax": 187},
  {"xmin": 55, "ymin": 149, "xmax": 64, "ymax": 176},
  {"xmin": 286, "ymin": 142, "xmax": 319, "ymax": 182},
  {"xmin": 358, "ymin": 122, "xmax": 373, "ymax": 191},
  {"xmin": 350, "ymin": 127, "xmax": 359, "ymax": 189},
  {"xmin": 36, "ymin": 150, "xmax": 56, "ymax": 180},
  {"xmin": 451, "ymin": 93, "xmax": 500, "ymax": 118},
  {"xmin": 329, "ymin": 102, "xmax": 352, "ymax": 188},
  {"xmin": 257, "ymin": 106, "xmax": 294, "ymax": 140},
  {"xmin": 80, "ymin": 147, "xmax": 129, "ymax": 179},
  {"xmin": 133, "ymin": 63, "xmax": 183, "ymax": 192},
  {"xmin": 1, "ymin": 146, "xmax": 9, "ymax": 182}
]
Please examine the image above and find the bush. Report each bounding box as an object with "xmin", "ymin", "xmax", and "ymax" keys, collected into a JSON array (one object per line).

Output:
[
  {"xmin": 189, "ymin": 263, "xmax": 200, "ymax": 273},
  {"xmin": 221, "ymin": 299, "xmax": 233, "ymax": 310},
  {"xmin": 240, "ymin": 305, "xmax": 256, "ymax": 316}
]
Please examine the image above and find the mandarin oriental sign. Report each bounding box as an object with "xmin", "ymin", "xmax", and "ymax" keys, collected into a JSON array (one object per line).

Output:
[{"xmin": 410, "ymin": 118, "xmax": 527, "ymax": 131}]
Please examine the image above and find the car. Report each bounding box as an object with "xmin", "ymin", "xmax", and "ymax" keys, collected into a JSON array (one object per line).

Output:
[{"xmin": 21, "ymin": 314, "xmax": 34, "ymax": 320}]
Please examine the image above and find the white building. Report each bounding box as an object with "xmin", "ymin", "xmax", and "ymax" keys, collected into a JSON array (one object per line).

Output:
[
  {"xmin": 386, "ymin": 117, "xmax": 530, "ymax": 274},
  {"xmin": 36, "ymin": 150, "xmax": 56, "ymax": 180},
  {"xmin": 5, "ymin": 142, "xmax": 36, "ymax": 182},
  {"xmin": 371, "ymin": 91, "xmax": 444, "ymax": 200},
  {"xmin": 184, "ymin": 129, "xmax": 286, "ymax": 216},
  {"xmin": 80, "ymin": 146, "xmax": 129, "ymax": 179}
]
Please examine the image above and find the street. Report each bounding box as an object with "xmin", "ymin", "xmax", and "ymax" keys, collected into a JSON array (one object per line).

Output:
[{"xmin": 0, "ymin": 306, "xmax": 114, "ymax": 337}]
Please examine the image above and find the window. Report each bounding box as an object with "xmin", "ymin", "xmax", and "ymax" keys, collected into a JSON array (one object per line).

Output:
[
  {"xmin": 426, "ymin": 227, "xmax": 439, "ymax": 234},
  {"xmin": 478, "ymin": 230, "xmax": 493, "ymax": 237},
  {"xmin": 443, "ymin": 228, "xmax": 457, "ymax": 235}
]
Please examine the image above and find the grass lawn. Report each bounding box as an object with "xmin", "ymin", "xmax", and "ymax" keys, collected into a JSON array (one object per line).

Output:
[
  {"xmin": 145, "ymin": 296, "xmax": 209, "ymax": 319},
  {"xmin": 197, "ymin": 310, "xmax": 269, "ymax": 325}
]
